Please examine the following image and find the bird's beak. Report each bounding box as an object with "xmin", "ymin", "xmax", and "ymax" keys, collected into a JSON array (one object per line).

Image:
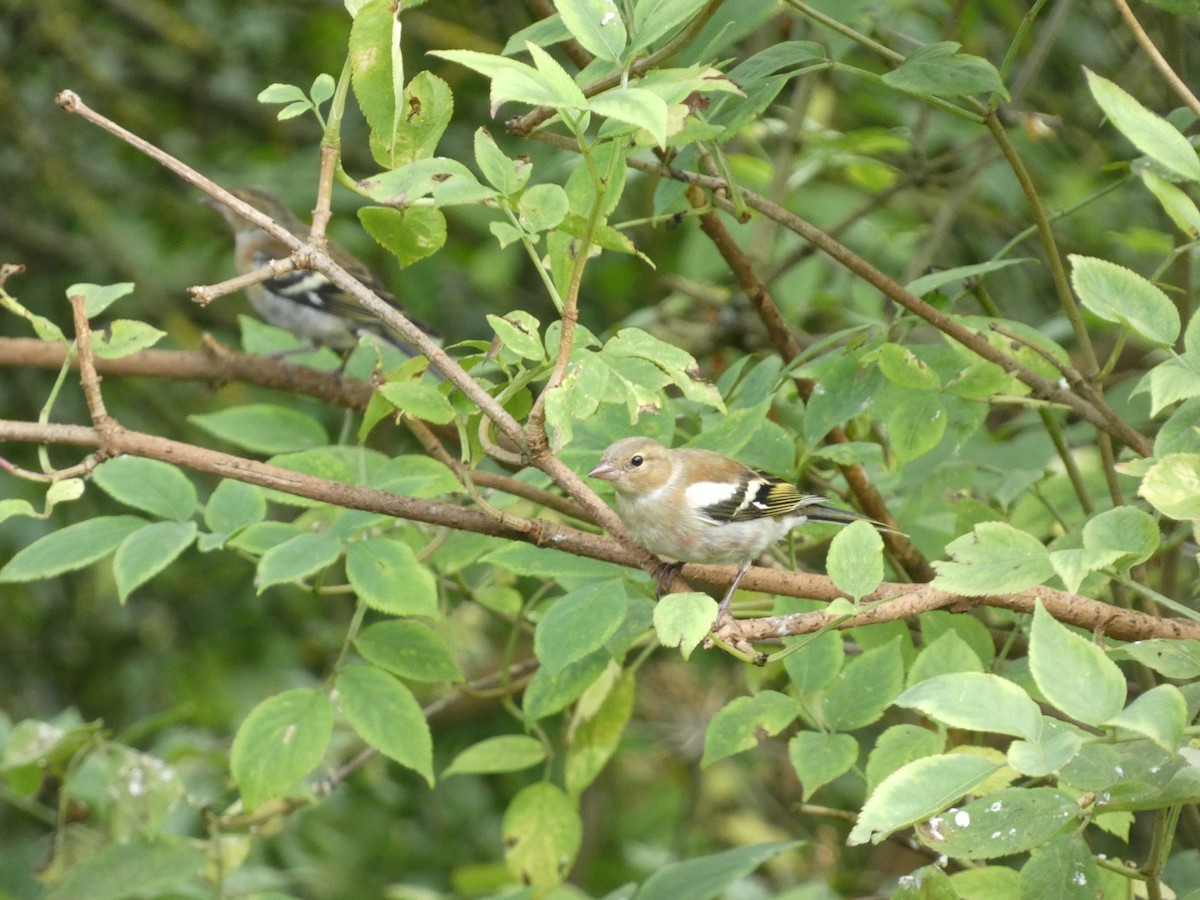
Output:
[{"xmin": 587, "ymin": 461, "xmax": 619, "ymax": 481}]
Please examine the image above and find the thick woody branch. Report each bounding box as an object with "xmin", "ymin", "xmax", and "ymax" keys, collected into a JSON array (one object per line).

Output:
[{"xmin": 0, "ymin": 418, "xmax": 1193, "ymax": 643}]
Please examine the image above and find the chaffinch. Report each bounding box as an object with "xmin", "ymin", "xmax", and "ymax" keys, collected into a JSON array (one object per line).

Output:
[
  {"xmin": 588, "ymin": 437, "xmax": 876, "ymax": 614},
  {"xmin": 205, "ymin": 186, "xmax": 436, "ymax": 355}
]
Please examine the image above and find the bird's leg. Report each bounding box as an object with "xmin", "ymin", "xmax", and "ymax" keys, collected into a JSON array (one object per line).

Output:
[
  {"xmin": 716, "ymin": 561, "xmax": 752, "ymax": 616},
  {"xmin": 653, "ymin": 560, "xmax": 685, "ymax": 598}
]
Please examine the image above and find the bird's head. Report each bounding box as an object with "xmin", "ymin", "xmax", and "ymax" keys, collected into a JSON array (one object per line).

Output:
[{"xmin": 588, "ymin": 437, "xmax": 674, "ymax": 496}]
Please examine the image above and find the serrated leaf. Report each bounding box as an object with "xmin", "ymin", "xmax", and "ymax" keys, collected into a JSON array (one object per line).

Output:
[
  {"xmin": 502, "ymin": 782, "xmax": 581, "ymax": 888},
  {"xmin": 377, "ymin": 380, "xmax": 456, "ymax": 424},
  {"xmin": 556, "ymin": 0, "xmax": 626, "ymax": 62},
  {"xmin": 827, "ymin": 519, "xmax": 884, "ymax": 600},
  {"xmin": 822, "ymin": 637, "xmax": 906, "ymax": 732},
  {"xmin": 336, "ymin": 665, "xmax": 434, "ymax": 785},
  {"xmin": 914, "ymin": 787, "xmax": 1079, "ymax": 859},
  {"xmin": 359, "ymin": 204, "xmax": 447, "ymax": 268},
  {"xmin": 1029, "ymin": 601, "xmax": 1126, "ymax": 725},
  {"xmin": 255, "ymin": 533, "xmax": 343, "ymax": 591},
  {"xmin": 113, "ymin": 521, "xmax": 197, "ymax": 602},
  {"xmin": 230, "ymin": 688, "xmax": 333, "ymax": 811},
  {"xmin": 636, "ymin": 842, "xmax": 802, "ymax": 900},
  {"xmin": 652, "ymin": 592, "xmax": 717, "ymax": 659},
  {"xmin": 1138, "ymin": 453, "xmax": 1200, "ymax": 520},
  {"xmin": 204, "ymin": 479, "xmax": 267, "ymax": 535},
  {"xmin": 1069, "ymin": 254, "xmax": 1179, "ymax": 346},
  {"xmin": 92, "ymin": 456, "xmax": 197, "ymax": 521},
  {"xmin": 190, "ymin": 404, "xmax": 328, "ymax": 454},
  {"xmin": 356, "ymin": 620, "xmax": 462, "ymax": 682},
  {"xmin": 848, "ymin": 754, "xmax": 1000, "ymax": 845},
  {"xmin": 0, "ymin": 515, "xmax": 147, "ymax": 582},
  {"xmin": 931, "ymin": 522, "xmax": 1054, "ymax": 596},
  {"xmin": 444, "ymin": 735, "xmax": 546, "ymax": 777},
  {"xmin": 345, "ymin": 538, "xmax": 438, "ymax": 617},
  {"xmin": 589, "ymin": 87, "xmax": 669, "ymax": 147},
  {"xmin": 1106, "ymin": 684, "xmax": 1187, "ymax": 752},
  {"xmin": 90, "ymin": 319, "xmax": 165, "ymax": 359},
  {"xmin": 535, "ymin": 582, "xmax": 628, "ymax": 674},
  {"xmin": 701, "ymin": 691, "xmax": 802, "ymax": 767},
  {"xmin": 895, "ymin": 673, "xmax": 1042, "ymax": 740},
  {"xmin": 69, "ymin": 281, "xmax": 135, "ymax": 318},
  {"xmin": 882, "ymin": 42, "xmax": 1008, "ymax": 100},
  {"xmin": 487, "ymin": 310, "xmax": 545, "ymax": 360},
  {"xmin": 1086, "ymin": 68, "xmax": 1200, "ymax": 181},
  {"xmin": 789, "ymin": 732, "xmax": 858, "ymax": 800}
]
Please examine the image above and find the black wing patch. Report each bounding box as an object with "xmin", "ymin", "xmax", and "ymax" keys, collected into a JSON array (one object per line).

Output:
[{"xmin": 698, "ymin": 470, "xmax": 869, "ymax": 525}]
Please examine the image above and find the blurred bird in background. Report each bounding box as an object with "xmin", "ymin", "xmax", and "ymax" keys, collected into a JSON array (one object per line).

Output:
[{"xmin": 204, "ymin": 187, "xmax": 436, "ymax": 356}]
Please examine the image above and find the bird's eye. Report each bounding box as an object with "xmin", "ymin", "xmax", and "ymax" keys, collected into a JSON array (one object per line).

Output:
[{"xmin": 630, "ymin": 455, "xmax": 644, "ymax": 467}]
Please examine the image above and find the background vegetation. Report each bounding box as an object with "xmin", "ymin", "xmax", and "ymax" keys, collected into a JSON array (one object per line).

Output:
[{"xmin": 3, "ymin": 0, "xmax": 1200, "ymax": 898}]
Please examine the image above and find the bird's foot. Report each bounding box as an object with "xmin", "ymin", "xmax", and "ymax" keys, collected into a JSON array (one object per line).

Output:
[{"xmin": 653, "ymin": 560, "xmax": 685, "ymax": 598}]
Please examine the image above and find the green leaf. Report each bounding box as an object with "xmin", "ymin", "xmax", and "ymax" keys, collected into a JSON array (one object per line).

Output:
[
  {"xmin": 358, "ymin": 157, "xmax": 478, "ymax": 206},
  {"xmin": 345, "ymin": 538, "xmax": 438, "ymax": 617},
  {"xmin": 630, "ymin": 0, "xmax": 711, "ymax": 54},
  {"xmin": 189, "ymin": 404, "xmax": 328, "ymax": 454},
  {"xmin": 204, "ymin": 479, "xmax": 267, "ymax": 535},
  {"xmin": 848, "ymin": 753, "xmax": 1000, "ymax": 845},
  {"xmin": 565, "ymin": 670, "xmax": 635, "ymax": 798},
  {"xmin": 523, "ymin": 650, "xmax": 611, "ymax": 721},
  {"xmin": 876, "ymin": 343, "xmax": 941, "ymax": 390},
  {"xmin": 359, "ymin": 204, "xmax": 447, "ymax": 268},
  {"xmin": 1085, "ymin": 68, "xmax": 1200, "ymax": 181},
  {"xmin": 1007, "ymin": 719, "xmax": 1083, "ymax": 777},
  {"xmin": 931, "ymin": 522, "xmax": 1054, "ymax": 595},
  {"xmin": 894, "ymin": 673, "xmax": 1042, "ymax": 740},
  {"xmin": 1081, "ymin": 506, "xmax": 1159, "ymax": 570},
  {"xmin": 782, "ymin": 629, "xmax": 844, "ymax": 695},
  {"xmin": 905, "ymin": 259, "xmax": 1034, "ymax": 297},
  {"xmin": 381, "ymin": 70, "xmax": 454, "ymax": 166},
  {"xmin": 90, "ymin": 319, "xmax": 165, "ymax": 359},
  {"xmin": 914, "ymin": 787, "xmax": 1079, "ymax": 859},
  {"xmin": 356, "ymin": 620, "xmax": 462, "ymax": 682},
  {"xmin": 502, "ymin": 782, "xmax": 581, "ymax": 889},
  {"xmin": 376, "ymin": 380, "xmax": 456, "ymax": 424},
  {"xmin": 826, "ymin": 519, "xmax": 884, "ymax": 600},
  {"xmin": 92, "ymin": 456, "xmax": 197, "ymax": 521},
  {"xmin": 535, "ymin": 582, "xmax": 629, "ymax": 674},
  {"xmin": 886, "ymin": 392, "xmax": 948, "ymax": 463},
  {"xmin": 0, "ymin": 515, "xmax": 147, "ymax": 582},
  {"xmin": 0, "ymin": 498, "xmax": 38, "ymax": 525},
  {"xmin": 653, "ymin": 592, "xmax": 718, "ymax": 659},
  {"xmin": 113, "ymin": 521, "xmax": 197, "ymax": 603},
  {"xmin": 822, "ymin": 638, "xmax": 906, "ymax": 731},
  {"xmin": 906, "ymin": 629, "xmax": 985, "ymax": 686},
  {"xmin": 70, "ymin": 281, "xmax": 135, "ymax": 318},
  {"xmin": 473, "ymin": 126, "xmax": 532, "ymax": 195},
  {"xmin": 1135, "ymin": 354, "xmax": 1200, "ymax": 416},
  {"xmin": 1123, "ymin": 638, "xmax": 1200, "ymax": 679},
  {"xmin": 336, "ymin": 665, "xmax": 434, "ymax": 785},
  {"xmin": 1141, "ymin": 167, "xmax": 1200, "ymax": 237},
  {"xmin": 255, "ymin": 533, "xmax": 343, "ymax": 591},
  {"xmin": 1029, "ymin": 601, "xmax": 1126, "ymax": 726},
  {"xmin": 1019, "ymin": 835, "xmax": 1102, "ymax": 900},
  {"xmin": 556, "ymin": 0, "xmax": 627, "ymax": 62},
  {"xmin": 1106, "ymin": 684, "xmax": 1187, "ymax": 752},
  {"xmin": 636, "ymin": 842, "xmax": 802, "ymax": 900},
  {"xmin": 1139, "ymin": 453, "xmax": 1200, "ymax": 520},
  {"xmin": 1069, "ymin": 254, "xmax": 1179, "ymax": 345},
  {"xmin": 45, "ymin": 837, "xmax": 204, "ymax": 900},
  {"xmin": 701, "ymin": 691, "xmax": 802, "ymax": 767},
  {"xmin": 349, "ymin": 0, "xmax": 406, "ymax": 168},
  {"xmin": 517, "ymin": 182, "xmax": 570, "ymax": 233},
  {"xmin": 257, "ymin": 82, "xmax": 307, "ymax": 105},
  {"xmin": 788, "ymin": 731, "xmax": 858, "ymax": 800},
  {"xmin": 443, "ymin": 735, "xmax": 547, "ymax": 777},
  {"xmin": 487, "ymin": 310, "xmax": 546, "ymax": 360},
  {"xmin": 367, "ymin": 455, "xmax": 461, "ymax": 498},
  {"xmin": 949, "ymin": 866, "xmax": 1023, "ymax": 900},
  {"xmin": 230, "ymin": 688, "xmax": 333, "ymax": 811},
  {"xmin": 589, "ymin": 87, "xmax": 670, "ymax": 147},
  {"xmin": 865, "ymin": 724, "xmax": 946, "ymax": 795},
  {"xmin": 882, "ymin": 42, "xmax": 1009, "ymax": 100}
]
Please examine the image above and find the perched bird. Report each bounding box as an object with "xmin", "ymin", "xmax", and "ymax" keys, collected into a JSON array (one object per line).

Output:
[
  {"xmin": 204, "ymin": 186, "xmax": 435, "ymax": 355},
  {"xmin": 588, "ymin": 437, "xmax": 879, "ymax": 615}
]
